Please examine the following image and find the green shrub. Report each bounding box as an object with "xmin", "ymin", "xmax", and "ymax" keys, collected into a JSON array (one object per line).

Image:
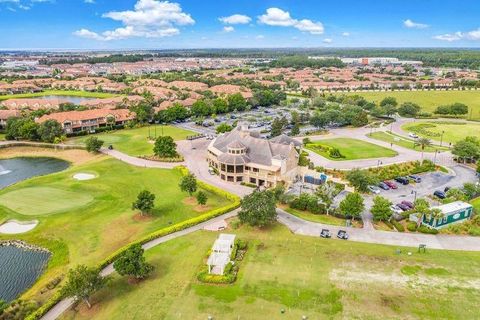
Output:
[
  {"xmin": 407, "ymin": 221, "xmax": 418, "ymax": 232},
  {"xmin": 392, "ymin": 220, "xmax": 405, "ymax": 232},
  {"xmin": 384, "ymin": 221, "xmax": 394, "ymax": 230},
  {"xmin": 418, "ymin": 225, "xmax": 439, "ymax": 234}
]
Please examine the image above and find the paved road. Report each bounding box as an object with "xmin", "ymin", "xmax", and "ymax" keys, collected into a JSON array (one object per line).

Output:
[
  {"xmin": 301, "ymin": 125, "xmax": 455, "ymax": 170},
  {"xmin": 277, "ymin": 208, "xmax": 480, "ymax": 251},
  {"xmin": 40, "ymin": 210, "xmax": 239, "ymax": 320},
  {"xmin": 100, "ymin": 148, "xmax": 183, "ymax": 169}
]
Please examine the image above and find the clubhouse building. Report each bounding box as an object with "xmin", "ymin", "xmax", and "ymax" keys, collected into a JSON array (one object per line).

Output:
[{"xmin": 207, "ymin": 124, "xmax": 300, "ymax": 187}]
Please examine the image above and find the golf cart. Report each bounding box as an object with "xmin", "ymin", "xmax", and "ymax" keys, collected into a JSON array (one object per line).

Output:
[
  {"xmin": 320, "ymin": 229, "xmax": 331, "ymax": 238},
  {"xmin": 337, "ymin": 230, "xmax": 349, "ymax": 240}
]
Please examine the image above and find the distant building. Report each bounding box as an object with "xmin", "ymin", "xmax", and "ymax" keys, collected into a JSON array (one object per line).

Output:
[
  {"xmin": 419, "ymin": 201, "xmax": 473, "ymax": 229},
  {"xmin": 36, "ymin": 108, "xmax": 135, "ymax": 133},
  {"xmin": 207, "ymin": 124, "xmax": 299, "ymax": 187}
]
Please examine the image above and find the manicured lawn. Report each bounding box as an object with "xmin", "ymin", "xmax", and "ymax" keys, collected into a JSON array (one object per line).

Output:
[
  {"xmin": 0, "ymin": 187, "xmax": 94, "ymax": 216},
  {"xmin": 368, "ymin": 131, "xmax": 449, "ymax": 152},
  {"xmin": 306, "ymin": 138, "xmax": 397, "ymax": 160},
  {"xmin": 284, "ymin": 206, "xmax": 348, "ymax": 226},
  {"xmin": 63, "ymin": 223, "xmax": 480, "ymax": 320},
  {"xmin": 344, "ymin": 90, "xmax": 480, "ymax": 120},
  {"xmin": 402, "ymin": 121, "xmax": 480, "ymax": 144},
  {"xmin": 0, "ymin": 133, "xmax": 5, "ymax": 141},
  {"xmin": 0, "ymin": 90, "xmax": 118, "ymax": 101},
  {"xmin": 68, "ymin": 125, "xmax": 194, "ymax": 156},
  {"xmin": 0, "ymin": 150, "xmax": 234, "ymax": 304}
]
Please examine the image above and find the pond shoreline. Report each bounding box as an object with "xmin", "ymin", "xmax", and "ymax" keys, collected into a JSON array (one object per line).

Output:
[{"xmin": 0, "ymin": 240, "xmax": 50, "ymax": 254}]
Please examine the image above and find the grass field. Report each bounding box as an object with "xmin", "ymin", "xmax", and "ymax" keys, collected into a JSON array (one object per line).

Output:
[
  {"xmin": 68, "ymin": 125, "xmax": 194, "ymax": 156},
  {"xmin": 368, "ymin": 131, "xmax": 449, "ymax": 152},
  {"xmin": 344, "ymin": 90, "xmax": 480, "ymax": 120},
  {"xmin": 401, "ymin": 121, "xmax": 480, "ymax": 144},
  {"xmin": 0, "ymin": 90, "xmax": 118, "ymax": 101},
  {"xmin": 0, "ymin": 149, "xmax": 233, "ymax": 304},
  {"xmin": 0, "ymin": 133, "xmax": 5, "ymax": 141},
  {"xmin": 62, "ymin": 223, "xmax": 480, "ymax": 320},
  {"xmin": 284, "ymin": 206, "xmax": 348, "ymax": 226},
  {"xmin": 306, "ymin": 138, "xmax": 397, "ymax": 160}
]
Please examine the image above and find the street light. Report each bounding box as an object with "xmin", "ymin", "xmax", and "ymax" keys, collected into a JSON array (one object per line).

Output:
[
  {"xmin": 440, "ymin": 130, "xmax": 445, "ymax": 147},
  {"xmin": 411, "ymin": 190, "xmax": 417, "ymax": 202}
]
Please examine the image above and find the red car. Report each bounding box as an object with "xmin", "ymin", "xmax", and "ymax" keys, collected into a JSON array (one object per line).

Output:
[{"xmin": 384, "ymin": 180, "xmax": 398, "ymax": 189}]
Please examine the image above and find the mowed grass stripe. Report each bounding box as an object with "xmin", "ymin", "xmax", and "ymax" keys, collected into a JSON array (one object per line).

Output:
[
  {"xmin": 0, "ymin": 187, "xmax": 94, "ymax": 215},
  {"xmin": 306, "ymin": 138, "xmax": 397, "ymax": 160},
  {"xmin": 69, "ymin": 125, "xmax": 194, "ymax": 156}
]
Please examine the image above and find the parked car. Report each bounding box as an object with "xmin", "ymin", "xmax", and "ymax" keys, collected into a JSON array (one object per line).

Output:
[
  {"xmin": 434, "ymin": 190, "xmax": 446, "ymax": 199},
  {"xmin": 394, "ymin": 177, "xmax": 409, "ymax": 185},
  {"xmin": 378, "ymin": 182, "xmax": 390, "ymax": 190},
  {"xmin": 368, "ymin": 185, "xmax": 381, "ymax": 194},
  {"xmin": 409, "ymin": 132, "xmax": 419, "ymax": 138},
  {"xmin": 320, "ymin": 229, "xmax": 331, "ymax": 238},
  {"xmin": 401, "ymin": 200, "xmax": 414, "ymax": 209},
  {"xmin": 390, "ymin": 205, "xmax": 403, "ymax": 214},
  {"xmin": 408, "ymin": 175, "xmax": 422, "ymax": 183},
  {"xmin": 384, "ymin": 180, "xmax": 398, "ymax": 189},
  {"xmin": 337, "ymin": 230, "xmax": 349, "ymax": 240},
  {"xmin": 396, "ymin": 203, "xmax": 410, "ymax": 211}
]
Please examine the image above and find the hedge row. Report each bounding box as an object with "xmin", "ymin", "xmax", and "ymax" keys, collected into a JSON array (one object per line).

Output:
[
  {"xmin": 25, "ymin": 167, "xmax": 240, "ymax": 320},
  {"xmin": 0, "ymin": 141, "xmax": 85, "ymax": 150}
]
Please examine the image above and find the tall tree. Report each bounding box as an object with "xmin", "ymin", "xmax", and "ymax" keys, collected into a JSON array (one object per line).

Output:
[
  {"xmin": 238, "ymin": 190, "xmax": 277, "ymax": 227},
  {"xmin": 61, "ymin": 265, "xmax": 107, "ymax": 309},
  {"xmin": 113, "ymin": 244, "xmax": 154, "ymax": 280},
  {"xmin": 85, "ymin": 136, "xmax": 104, "ymax": 153},
  {"xmin": 196, "ymin": 191, "xmax": 208, "ymax": 206},
  {"xmin": 179, "ymin": 173, "xmax": 197, "ymax": 196},
  {"xmin": 371, "ymin": 196, "xmax": 393, "ymax": 222},
  {"xmin": 339, "ymin": 192, "xmax": 365, "ymax": 221},
  {"xmin": 37, "ymin": 119, "xmax": 63, "ymax": 143},
  {"xmin": 414, "ymin": 137, "xmax": 432, "ymax": 160},
  {"xmin": 153, "ymin": 136, "xmax": 177, "ymax": 158},
  {"xmin": 132, "ymin": 190, "xmax": 156, "ymax": 216}
]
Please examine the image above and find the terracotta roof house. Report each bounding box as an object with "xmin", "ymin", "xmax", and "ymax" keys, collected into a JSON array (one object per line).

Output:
[
  {"xmin": 207, "ymin": 124, "xmax": 299, "ymax": 187},
  {"xmin": 209, "ymin": 84, "xmax": 253, "ymax": 99},
  {"xmin": 0, "ymin": 109, "xmax": 21, "ymax": 129},
  {"xmin": 0, "ymin": 83, "xmax": 42, "ymax": 95},
  {"xmin": 0, "ymin": 98, "xmax": 70, "ymax": 110},
  {"xmin": 37, "ymin": 108, "xmax": 135, "ymax": 133},
  {"xmin": 168, "ymin": 81, "xmax": 208, "ymax": 91},
  {"xmin": 81, "ymin": 95, "xmax": 144, "ymax": 109}
]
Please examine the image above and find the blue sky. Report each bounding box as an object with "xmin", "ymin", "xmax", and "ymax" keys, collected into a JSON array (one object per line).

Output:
[{"xmin": 1, "ymin": 0, "xmax": 480, "ymax": 49}]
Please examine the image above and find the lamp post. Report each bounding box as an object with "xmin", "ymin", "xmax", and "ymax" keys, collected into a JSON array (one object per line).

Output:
[
  {"xmin": 440, "ymin": 130, "xmax": 445, "ymax": 147},
  {"xmin": 411, "ymin": 190, "xmax": 417, "ymax": 203}
]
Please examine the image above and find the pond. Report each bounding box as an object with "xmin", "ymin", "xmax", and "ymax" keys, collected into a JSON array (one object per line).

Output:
[
  {"xmin": 0, "ymin": 245, "xmax": 50, "ymax": 302},
  {"xmin": 39, "ymin": 95, "xmax": 98, "ymax": 105},
  {"xmin": 0, "ymin": 157, "xmax": 70, "ymax": 190}
]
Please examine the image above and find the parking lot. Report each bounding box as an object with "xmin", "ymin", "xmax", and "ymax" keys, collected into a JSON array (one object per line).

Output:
[{"xmin": 368, "ymin": 165, "xmax": 478, "ymax": 207}]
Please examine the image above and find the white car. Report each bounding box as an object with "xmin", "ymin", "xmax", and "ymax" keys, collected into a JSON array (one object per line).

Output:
[
  {"xmin": 408, "ymin": 132, "xmax": 419, "ymax": 139},
  {"xmin": 368, "ymin": 185, "xmax": 381, "ymax": 194},
  {"xmin": 390, "ymin": 205, "xmax": 403, "ymax": 214}
]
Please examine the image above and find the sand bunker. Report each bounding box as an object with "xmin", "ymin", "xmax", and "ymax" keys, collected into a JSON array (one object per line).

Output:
[
  {"xmin": 73, "ymin": 173, "xmax": 96, "ymax": 181},
  {"xmin": 0, "ymin": 220, "xmax": 38, "ymax": 234}
]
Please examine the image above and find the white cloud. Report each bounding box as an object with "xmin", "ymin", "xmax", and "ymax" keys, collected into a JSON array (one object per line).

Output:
[
  {"xmin": 74, "ymin": 0, "xmax": 194, "ymax": 41},
  {"xmin": 223, "ymin": 26, "xmax": 234, "ymax": 33},
  {"xmin": 433, "ymin": 32, "xmax": 463, "ymax": 42},
  {"xmin": 323, "ymin": 38, "xmax": 332, "ymax": 43},
  {"xmin": 404, "ymin": 19, "xmax": 428, "ymax": 29},
  {"xmin": 465, "ymin": 28, "xmax": 480, "ymax": 40},
  {"xmin": 84, "ymin": 0, "xmax": 95, "ymax": 3},
  {"xmin": 219, "ymin": 14, "xmax": 250, "ymax": 25},
  {"xmin": 342, "ymin": 32, "xmax": 350, "ymax": 37},
  {"xmin": 258, "ymin": 7, "xmax": 324, "ymax": 35},
  {"xmin": 255, "ymin": 34, "xmax": 264, "ymax": 39}
]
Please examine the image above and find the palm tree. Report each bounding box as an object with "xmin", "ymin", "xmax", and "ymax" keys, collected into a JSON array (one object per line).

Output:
[
  {"xmin": 427, "ymin": 208, "xmax": 444, "ymax": 227},
  {"xmin": 414, "ymin": 137, "xmax": 432, "ymax": 161},
  {"xmin": 414, "ymin": 198, "xmax": 430, "ymax": 226}
]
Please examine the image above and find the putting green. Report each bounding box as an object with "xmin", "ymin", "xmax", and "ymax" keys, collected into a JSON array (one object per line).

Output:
[{"xmin": 0, "ymin": 187, "xmax": 94, "ymax": 216}]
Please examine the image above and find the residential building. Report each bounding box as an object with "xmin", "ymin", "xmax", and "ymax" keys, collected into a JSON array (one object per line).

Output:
[
  {"xmin": 0, "ymin": 109, "xmax": 20, "ymax": 129},
  {"xmin": 36, "ymin": 108, "xmax": 135, "ymax": 133}
]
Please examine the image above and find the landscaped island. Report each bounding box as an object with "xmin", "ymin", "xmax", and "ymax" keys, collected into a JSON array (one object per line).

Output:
[{"xmin": 305, "ymin": 138, "xmax": 398, "ymax": 160}]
